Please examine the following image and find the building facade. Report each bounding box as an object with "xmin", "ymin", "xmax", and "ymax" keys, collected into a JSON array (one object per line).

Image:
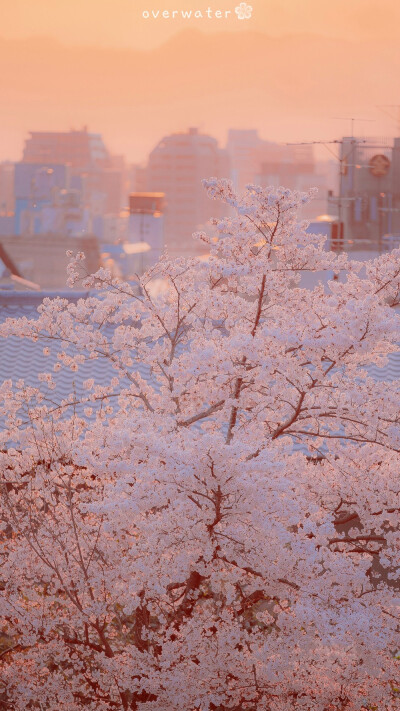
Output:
[
  {"xmin": 0, "ymin": 162, "xmax": 15, "ymax": 216},
  {"xmin": 22, "ymin": 128, "xmax": 125, "ymax": 222},
  {"xmin": 23, "ymin": 129, "xmax": 109, "ymax": 170},
  {"xmin": 146, "ymin": 128, "xmax": 229, "ymax": 256},
  {"xmin": 127, "ymin": 192, "xmax": 165, "ymax": 272},
  {"xmin": 330, "ymin": 136, "xmax": 400, "ymax": 251},
  {"xmin": 227, "ymin": 129, "xmax": 329, "ymax": 218}
]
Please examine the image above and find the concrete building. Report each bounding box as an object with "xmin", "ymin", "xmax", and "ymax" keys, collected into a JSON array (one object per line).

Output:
[
  {"xmin": 329, "ymin": 136, "xmax": 400, "ymax": 251},
  {"xmin": 14, "ymin": 163, "xmax": 70, "ymax": 235},
  {"xmin": 0, "ymin": 162, "xmax": 15, "ymax": 216},
  {"xmin": 22, "ymin": 128, "xmax": 125, "ymax": 221},
  {"xmin": 127, "ymin": 164, "xmax": 147, "ymax": 195},
  {"xmin": 13, "ymin": 164, "xmax": 90, "ymax": 238},
  {"xmin": 146, "ymin": 128, "xmax": 229, "ymax": 256},
  {"xmin": 127, "ymin": 192, "xmax": 164, "ymax": 272},
  {"xmin": 227, "ymin": 129, "xmax": 329, "ymax": 218},
  {"xmin": 227, "ymin": 130, "xmax": 315, "ymax": 188},
  {"xmin": 227, "ymin": 129, "xmax": 262, "ymax": 193},
  {"xmin": 35, "ymin": 189, "xmax": 91, "ymax": 238},
  {"xmin": 23, "ymin": 129, "xmax": 109, "ymax": 170},
  {"xmin": 100, "ymin": 194, "xmax": 165, "ymax": 279},
  {"xmin": 96, "ymin": 213, "xmax": 129, "ymax": 246},
  {"xmin": 0, "ymin": 157, "xmax": 100, "ymax": 288},
  {"xmin": 255, "ymin": 143, "xmax": 314, "ymax": 187}
]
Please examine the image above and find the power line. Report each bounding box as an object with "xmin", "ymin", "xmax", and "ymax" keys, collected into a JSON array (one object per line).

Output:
[
  {"xmin": 286, "ymin": 138, "xmax": 367, "ymax": 230},
  {"xmin": 332, "ymin": 117, "xmax": 375, "ymax": 138}
]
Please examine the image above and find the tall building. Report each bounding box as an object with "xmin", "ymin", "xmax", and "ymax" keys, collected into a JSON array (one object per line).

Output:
[
  {"xmin": 22, "ymin": 128, "xmax": 124, "ymax": 220},
  {"xmin": 23, "ymin": 128, "xmax": 109, "ymax": 170},
  {"xmin": 146, "ymin": 128, "xmax": 229, "ymax": 256},
  {"xmin": 127, "ymin": 164, "xmax": 148, "ymax": 195},
  {"xmin": 227, "ymin": 129, "xmax": 262, "ymax": 192}
]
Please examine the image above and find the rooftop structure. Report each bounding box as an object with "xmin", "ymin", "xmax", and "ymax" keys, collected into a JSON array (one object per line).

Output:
[
  {"xmin": 23, "ymin": 128, "xmax": 109, "ymax": 171},
  {"xmin": 129, "ymin": 192, "xmax": 164, "ymax": 215},
  {"xmin": 330, "ymin": 136, "xmax": 400, "ymax": 251},
  {"xmin": 127, "ymin": 192, "xmax": 165, "ymax": 273}
]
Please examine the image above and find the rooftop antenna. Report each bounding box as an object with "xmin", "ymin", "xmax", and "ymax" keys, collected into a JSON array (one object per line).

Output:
[
  {"xmin": 286, "ymin": 137, "xmax": 367, "ymax": 243},
  {"xmin": 332, "ymin": 117, "xmax": 375, "ymax": 138}
]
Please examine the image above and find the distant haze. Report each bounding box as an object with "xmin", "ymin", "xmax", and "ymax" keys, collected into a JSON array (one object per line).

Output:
[
  {"xmin": 0, "ymin": 26, "xmax": 399, "ymax": 162},
  {"xmin": 3, "ymin": 0, "xmax": 400, "ymax": 49}
]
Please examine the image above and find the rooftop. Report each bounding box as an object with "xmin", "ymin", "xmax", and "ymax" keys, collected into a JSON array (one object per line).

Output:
[{"xmin": 0, "ymin": 291, "xmax": 399, "ymax": 441}]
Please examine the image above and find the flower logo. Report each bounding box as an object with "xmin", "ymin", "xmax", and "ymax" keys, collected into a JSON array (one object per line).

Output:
[{"xmin": 235, "ymin": 2, "xmax": 253, "ymax": 19}]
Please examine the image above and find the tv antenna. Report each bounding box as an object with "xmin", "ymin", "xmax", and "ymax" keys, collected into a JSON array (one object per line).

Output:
[
  {"xmin": 286, "ymin": 137, "xmax": 367, "ymax": 243},
  {"xmin": 332, "ymin": 117, "xmax": 375, "ymax": 138}
]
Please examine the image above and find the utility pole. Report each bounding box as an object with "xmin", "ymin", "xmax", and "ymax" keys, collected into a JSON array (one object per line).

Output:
[
  {"xmin": 333, "ymin": 117, "xmax": 375, "ymax": 139},
  {"xmin": 286, "ymin": 138, "xmax": 366, "ymax": 250}
]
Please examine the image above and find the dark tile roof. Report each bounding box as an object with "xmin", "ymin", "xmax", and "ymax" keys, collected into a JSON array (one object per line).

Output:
[
  {"xmin": 0, "ymin": 291, "xmax": 154, "ymax": 426},
  {"xmin": 0, "ymin": 291, "xmax": 399, "ymax": 443}
]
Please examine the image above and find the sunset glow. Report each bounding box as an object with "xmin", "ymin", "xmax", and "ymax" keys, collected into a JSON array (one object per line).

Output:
[{"xmin": 1, "ymin": 0, "xmax": 400, "ymax": 162}]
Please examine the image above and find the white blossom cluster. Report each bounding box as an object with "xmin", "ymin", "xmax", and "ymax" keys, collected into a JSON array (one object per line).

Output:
[{"xmin": 0, "ymin": 181, "xmax": 399, "ymax": 710}]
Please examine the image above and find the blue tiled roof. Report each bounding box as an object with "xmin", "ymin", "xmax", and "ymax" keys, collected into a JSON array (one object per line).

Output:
[
  {"xmin": 0, "ymin": 291, "xmax": 155, "ymax": 424},
  {"xmin": 366, "ymin": 352, "xmax": 400, "ymax": 381},
  {"xmin": 0, "ymin": 291, "xmax": 399, "ymax": 444}
]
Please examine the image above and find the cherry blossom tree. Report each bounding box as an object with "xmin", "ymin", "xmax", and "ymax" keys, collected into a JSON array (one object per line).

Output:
[{"xmin": 0, "ymin": 180, "xmax": 400, "ymax": 711}]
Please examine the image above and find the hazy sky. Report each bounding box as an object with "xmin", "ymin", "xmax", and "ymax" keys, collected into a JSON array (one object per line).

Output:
[
  {"xmin": 2, "ymin": 0, "xmax": 400, "ymax": 49},
  {"xmin": 0, "ymin": 0, "xmax": 399, "ymax": 163}
]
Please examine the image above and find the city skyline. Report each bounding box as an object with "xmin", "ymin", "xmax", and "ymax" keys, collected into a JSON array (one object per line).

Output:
[{"xmin": 1, "ymin": 9, "xmax": 400, "ymax": 163}]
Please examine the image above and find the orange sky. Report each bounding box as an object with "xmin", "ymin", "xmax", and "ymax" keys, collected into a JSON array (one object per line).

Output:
[
  {"xmin": 2, "ymin": 0, "xmax": 400, "ymax": 49},
  {"xmin": 0, "ymin": 0, "xmax": 400, "ymax": 163}
]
